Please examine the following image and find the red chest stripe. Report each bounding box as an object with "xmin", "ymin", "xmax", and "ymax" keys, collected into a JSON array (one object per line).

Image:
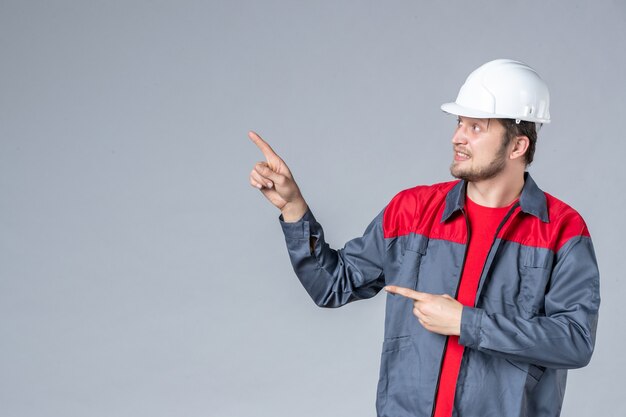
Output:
[{"xmin": 383, "ymin": 185, "xmax": 590, "ymax": 253}]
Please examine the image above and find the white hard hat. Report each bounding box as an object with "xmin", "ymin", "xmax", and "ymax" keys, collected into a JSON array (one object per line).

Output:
[{"xmin": 441, "ymin": 59, "xmax": 550, "ymax": 124}]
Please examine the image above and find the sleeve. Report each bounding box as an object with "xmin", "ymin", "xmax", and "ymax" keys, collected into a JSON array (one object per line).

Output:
[
  {"xmin": 279, "ymin": 206, "xmax": 387, "ymax": 308},
  {"xmin": 459, "ymin": 235, "xmax": 600, "ymax": 369}
]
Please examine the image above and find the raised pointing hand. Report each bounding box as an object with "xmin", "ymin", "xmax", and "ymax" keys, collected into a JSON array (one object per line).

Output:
[{"xmin": 248, "ymin": 131, "xmax": 308, "ymax": 221}]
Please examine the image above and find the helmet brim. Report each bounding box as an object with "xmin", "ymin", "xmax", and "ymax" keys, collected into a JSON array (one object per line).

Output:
[{"xmin": 440, "ymin": 102, "xmax": 550, "ymax": 124}]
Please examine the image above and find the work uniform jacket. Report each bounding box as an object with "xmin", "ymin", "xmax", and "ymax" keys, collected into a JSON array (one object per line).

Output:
[{"xmin": 278, "ymin": 173, "xmax": 600, "ymax": 417}]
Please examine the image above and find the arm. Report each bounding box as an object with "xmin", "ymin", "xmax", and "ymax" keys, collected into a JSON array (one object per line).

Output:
[
  {"xmin": 248, "ymin": 130, "xmax": 386, "ymax": 307},
  {"xmin": 459, "ymin": 235, "xmax": 600, "ymax": 369},
  {"xmin": 385, "ymin": 235, "xmax": 600, "ymax": 369},
  {"xmin": 279, "ymin": 207, "xmax": 386, "ymax": 308}
]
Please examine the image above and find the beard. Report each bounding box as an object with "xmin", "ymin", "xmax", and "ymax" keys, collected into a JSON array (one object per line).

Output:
[{"xmin": 450, "ymin": 145, "xmax": 508, "ymax": 182}]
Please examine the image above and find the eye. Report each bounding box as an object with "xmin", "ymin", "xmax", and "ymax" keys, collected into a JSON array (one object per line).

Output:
[{"xmin": 472, "ymin": 123, "xmax": 481, "ymax": 133}]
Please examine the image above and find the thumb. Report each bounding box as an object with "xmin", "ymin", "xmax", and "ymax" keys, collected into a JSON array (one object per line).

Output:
[{"xmin": 255, "ymin": 162, "xmax": 285, "ymax": 184}]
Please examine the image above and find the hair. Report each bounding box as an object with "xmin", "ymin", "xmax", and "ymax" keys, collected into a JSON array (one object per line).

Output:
[{"xmin": 499, "ymin": 119, "xmax": 538, "ymax": 166}]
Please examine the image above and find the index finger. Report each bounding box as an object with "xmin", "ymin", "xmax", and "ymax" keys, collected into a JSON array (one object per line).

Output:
[
  {"xmin": 384, "ymin": 285, "xmax": 430, "ymax": 301},
  {"xmin": 248, "ymin": 131, "xmax": 279, "ymax": 160}
]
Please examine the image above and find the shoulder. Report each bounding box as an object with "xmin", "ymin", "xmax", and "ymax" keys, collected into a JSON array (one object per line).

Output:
[
  {"xmin": 388, "ymin": 180, "xmax": 458, "ymax": 207},
  {"xmin": 514, "ymin": 188, "xmax": 591, "ymax": 252},
  {"xmin": 383, "ymin": 180, "xmax": 458, "ymax": 236},
  {"xmin": 544, "ymin": 192, "xmax": 591, "ymax": 250}
]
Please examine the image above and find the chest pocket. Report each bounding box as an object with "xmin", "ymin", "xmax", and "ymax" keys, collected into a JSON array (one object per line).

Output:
[
  {"xmin": 518, "ymin": 248, "xmax": 554, "ymax": 317},
  {"xmin": 394, "ymin": 234, "xmax": 428, "ymax": 290}
]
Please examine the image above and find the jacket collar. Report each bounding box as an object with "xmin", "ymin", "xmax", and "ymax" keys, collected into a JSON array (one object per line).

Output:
[{"xmin": 440, "ymin": 172, "xmax": 549, "ymax": 223}]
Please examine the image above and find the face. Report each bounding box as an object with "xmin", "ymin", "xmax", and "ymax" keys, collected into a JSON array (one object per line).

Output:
[{"xmin": 450, "ymin": 117, "xmax": 509, "ymax": 182}]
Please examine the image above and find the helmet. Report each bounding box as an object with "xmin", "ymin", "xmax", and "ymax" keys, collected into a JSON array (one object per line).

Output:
[{"xmin": 441, "ymin": 59, "xmax": 550, "ymax": 124}]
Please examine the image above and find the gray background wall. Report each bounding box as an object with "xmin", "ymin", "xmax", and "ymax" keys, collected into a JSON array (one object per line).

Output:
[{"xmin": 1, "ymin": 1, "xmax": 624, "ymax": 416}]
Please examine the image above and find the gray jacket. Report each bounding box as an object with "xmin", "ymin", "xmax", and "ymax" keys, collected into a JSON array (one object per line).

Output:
[{"xmin": 279, "ymin": 174, "xmax": 600, "ymax": 417}]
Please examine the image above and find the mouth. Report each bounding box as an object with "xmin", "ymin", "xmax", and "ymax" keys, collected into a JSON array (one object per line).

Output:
[{"xmin": 454, "ymin": 150, "xmax": 471, "ymax": 161}]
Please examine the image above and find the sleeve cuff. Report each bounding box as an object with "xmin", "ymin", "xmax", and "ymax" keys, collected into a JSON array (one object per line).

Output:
[
  {"xmin": 278, "ymin": 208, "xmax": 317, "ymax": 239},
  {"xmin": 459, "ymin": 306, "xmax": 483, "ymax": 348}
]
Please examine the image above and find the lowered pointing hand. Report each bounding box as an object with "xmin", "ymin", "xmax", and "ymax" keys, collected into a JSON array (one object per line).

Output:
[{"xmin": 384, "ymin": 285, "xmax": 463, "ymax": 336}]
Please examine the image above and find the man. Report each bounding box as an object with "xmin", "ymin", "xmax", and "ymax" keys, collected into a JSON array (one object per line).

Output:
[{"xmin": 248, "ymin": 59, "xmax": 600, "ymax": 417}]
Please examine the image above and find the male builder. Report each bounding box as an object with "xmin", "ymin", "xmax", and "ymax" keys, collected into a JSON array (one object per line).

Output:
[{"xmin": 248, "ymin": 59, "xmax": 600, "ymax": 417}]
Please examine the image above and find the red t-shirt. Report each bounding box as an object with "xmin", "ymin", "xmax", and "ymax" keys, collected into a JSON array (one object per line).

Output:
[{"xmin": 433, "ymin": 196, "xmax": 516, "ymax": 417}]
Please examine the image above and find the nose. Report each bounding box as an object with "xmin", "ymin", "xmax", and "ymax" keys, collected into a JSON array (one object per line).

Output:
[{"xmin": 452, "ymin": 125, "xmax": 468, "ymax": 145}]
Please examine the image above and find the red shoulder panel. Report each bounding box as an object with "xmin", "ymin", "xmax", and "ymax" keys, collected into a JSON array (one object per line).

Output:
[
  {"xmin": 498, "ymin": 193, "xmax": 590, "ymax": 252},
  {"xmin": 383, "ymin": 181, "xmax": 467, "ymax": 244}
]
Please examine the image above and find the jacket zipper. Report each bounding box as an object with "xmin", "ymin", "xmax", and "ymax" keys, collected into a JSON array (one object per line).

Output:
[
  {"xmin": 473, "ymin": 202, "xmax": 520, "ymax": 306},
  {"xmin": 429, "ymin": 209, "xmax": 471, "ymax": 417},
  {"xmin": 428, "ymin": 201, "xmax": 520, "ymax": 417}
]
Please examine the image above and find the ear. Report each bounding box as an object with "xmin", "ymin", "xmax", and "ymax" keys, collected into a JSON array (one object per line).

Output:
[{"xmin": 509, "ymin": 135, "xmax": 529, "ymax": 161}]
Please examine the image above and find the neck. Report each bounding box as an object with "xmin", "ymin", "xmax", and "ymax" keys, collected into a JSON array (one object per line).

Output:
[{"xmin": 466, "ymin": 169, "xmax": 525, "ymax": 208}]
